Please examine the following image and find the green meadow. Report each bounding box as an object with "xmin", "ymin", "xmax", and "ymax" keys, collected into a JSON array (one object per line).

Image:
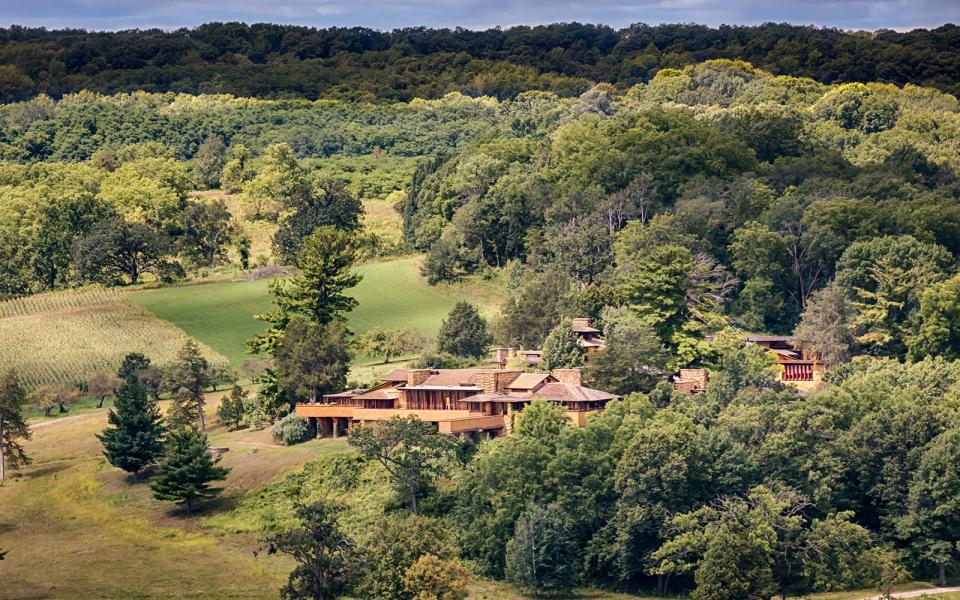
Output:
[{"xmin": 131, "ymin": 256, "xmax": 505, "ymax": 368}]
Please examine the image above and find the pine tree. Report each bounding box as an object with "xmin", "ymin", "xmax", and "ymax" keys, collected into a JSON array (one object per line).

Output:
[
  {"xmin": 151, "ymin": 427, "xmax": 230, "ymax": 513},
  {"xmin": 167, "ymin": 387, "xmax": 199, "ymax": 429},
  {"xmin": 165, "ymin": 340, "xmax": 211, "ymax": 430},
  {"xmin": 0, "ymin": 369, "xmax": 30, "ymax": 481},
  {"xmin": 97, "ymin": 375, "xmax": 166, "ymax": 478},
  {"xmin": 540, "ymin": 320, "xmax": 584, "ymax": 371}
]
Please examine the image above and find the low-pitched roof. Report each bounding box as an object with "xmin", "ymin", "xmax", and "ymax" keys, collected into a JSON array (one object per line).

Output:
[
  {"xmin": 746, "ymin": 335, "xmax": 795, "ymax": 343},
  {"xmin": 355, "ymin": 388, "xmax": 399, "ymax": 401},
  {"xmin": 769, "ymin": 348, "xmax": 801, "ymax": 359},
  {"xmin": 382, "ymin": 368, "xmax": 411, "ymax": 382},
  {"xmin": 532, "ymin": 382, "xmax": 618, "ymax": 402},
  {"xmin": 462, "ymin": 393, "xmax": 520, "ymax": 403},
  {"xmin": 420, "ymin": 369, "xmax": 485, "ymax": 387},
  {"xmin": 507, "ymin": 372, "xmax": 551, "ymax": 390},
  {"xmin": 571, "ymin": 322, "xmax": 601, "ymax": 334},
  {"xmin": 324, "ymin": 388, "xmax": 366, "ymax": 399}
]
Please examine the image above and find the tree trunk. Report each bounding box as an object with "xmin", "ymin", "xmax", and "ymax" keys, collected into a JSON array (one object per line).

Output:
[
  {"xmin": 198, "ymin": 406, "xmax": 206, "ymax": 432},
  {"xmin": 0, "ymin": 421, "xmax": 5, "ymax": 481},
  {"xmin": 410, "ymin": 490, "xmax": 418, "ymax": 515},
  {"xmin": 939, "ymin": 562, "xmax": 947, "ymax": 586},
  {"xmin": 97, "ymin": 396, "xmax": 105, "ymax": 408},
  {"xmin": 656, "ymin": 574, "xmax": 671, "ymax": 596}
]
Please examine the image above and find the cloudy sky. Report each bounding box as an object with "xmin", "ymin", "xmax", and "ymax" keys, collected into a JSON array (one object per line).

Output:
[{"xmin": 3, "ymin": 0, "xmax": 958, "ymax": 32}]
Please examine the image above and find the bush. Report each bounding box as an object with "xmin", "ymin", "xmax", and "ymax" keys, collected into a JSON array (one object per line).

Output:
[{"xmin": 271, "ymin": 413, "xmax": 313, "ymax": 445}]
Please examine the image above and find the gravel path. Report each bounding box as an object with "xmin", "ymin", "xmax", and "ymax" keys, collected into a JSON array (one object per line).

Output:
[{"xmin": 866, "ymin": 586, "xmax": 960, "ymax": 599}]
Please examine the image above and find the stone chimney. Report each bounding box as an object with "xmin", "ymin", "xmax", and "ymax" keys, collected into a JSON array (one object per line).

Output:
[
  {"xmin": 678, "ymin": 368, "xmax": 708, "ymax": 391},
  {"xmin": 571, "ymin": 317, "xmax": 592, "ymax": 330},
  {"xmin": 474, "ymin": 370, "xmax": 521, "ymax": 394},
  {"xmin": 552, "ymin": 367, "xmax": 583, "ymax": 387},
  {"xmin": 407, "ymin": 369, "xmax": 432, "ymax": 387},
  {"xmin": 494, "ymin": 347, "xmax": 515, "ymax": 368}
]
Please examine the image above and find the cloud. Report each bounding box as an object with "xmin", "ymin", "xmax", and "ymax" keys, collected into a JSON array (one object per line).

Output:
[{"xmin": 3, "ymin": 0, "xmax": 958, "ymax": 31}]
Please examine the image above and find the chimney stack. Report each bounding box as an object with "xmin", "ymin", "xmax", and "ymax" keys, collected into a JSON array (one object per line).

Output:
[{"xmin": 407, "ymin": 369, "xmax": 432, "ymax": 387}]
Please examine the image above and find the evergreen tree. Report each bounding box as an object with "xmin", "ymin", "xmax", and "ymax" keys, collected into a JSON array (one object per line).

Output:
[
  {"xmin": 97, "ymin": 375, "xmax": 166, "ymax": 477},
  {"xmin": 275, "ymin": 317, "xmax": 352, "ymax": 406},
  {"xmin": 151, "ymin": 427, "xmax": 230, "ymax": 513},
  {"xmin": 540, "ymin": 320, "xmax": 584, "ymax": 371},
  {"xmin": 250, "ymin": 226, "xmax": 362, "ymax": 356},
  {"xmin": 436, "ymin": 302, "xmax": 493, "ymax": 360},
  {"xmin": 117, "ymin": 352, "xmax": 151, "ymax": 382},
  {"xmin": 0, "ymin": 369, "xmax": 30, "ymax": 481},
  {"xmin": 793, "ymin": 283, "xmax": 855, "ymax": 367},
  {"xmin": 167, "ymin": 387, "xmax": 200, "ymax": 429},
  {"xmin": 165, "ymin": 340, "xmax": 211, "ymax": 430}
]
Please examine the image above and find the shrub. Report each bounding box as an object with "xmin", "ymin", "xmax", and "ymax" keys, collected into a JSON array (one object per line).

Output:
[{"xmin": 271, "ymin": 413, "xmax": 313, "ymax": 445}]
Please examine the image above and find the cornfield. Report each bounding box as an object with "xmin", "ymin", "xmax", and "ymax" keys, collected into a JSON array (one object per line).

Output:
[{"xmin": 0, "ymin": 287, "xmax": 227, "ymax": 389}]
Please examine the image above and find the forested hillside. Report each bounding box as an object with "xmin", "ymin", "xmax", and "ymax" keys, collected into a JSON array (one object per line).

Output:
[
  {"xmin": 2, "ymin": 59, "xmax": 959, "ymax": 368},
  {"xmin": 1, "ymin": 22, "xmax": 960, "ymax": 102}
]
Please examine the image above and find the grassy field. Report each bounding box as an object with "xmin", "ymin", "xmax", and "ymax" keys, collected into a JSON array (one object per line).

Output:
[
  {"xmin": 131, "ymin": 255, "xmax": 505, "ymax": 368},
  {"xmin": 0, "ymin": 288, "xmax": 226, "ymax": 389}
]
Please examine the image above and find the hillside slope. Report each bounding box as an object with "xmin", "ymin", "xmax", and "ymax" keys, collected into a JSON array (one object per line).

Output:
[{"xmin": 131, "ymin": 255, "xmax": 505, "ymax": 368}]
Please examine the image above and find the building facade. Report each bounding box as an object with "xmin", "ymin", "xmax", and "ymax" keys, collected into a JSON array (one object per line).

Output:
[{"xmin": 296, "ymin": 366, "xmax": 618, "ymax": 437}]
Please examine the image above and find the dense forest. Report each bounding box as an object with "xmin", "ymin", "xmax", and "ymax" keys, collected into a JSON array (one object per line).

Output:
[
  {"xmin": 1, "ymin": 22, "xmax": 960, "ymax": 102},
  {"xmin": 2, "ymin": 58, "xmax": 960, "ymax": 367}
]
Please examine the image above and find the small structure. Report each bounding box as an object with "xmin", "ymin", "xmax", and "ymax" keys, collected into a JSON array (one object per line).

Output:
[
  {"xmin": 745, "ymin": 336, "xmax": 824, "ymax": 390},
  {"xmin": 673, "ymin": 368, "xmax": 708, "ymax": 394},
  {"xmin": 492, "ymin": 317, "xmax": 605, "ymax": 369},
  {"xmin": 296, "ymin": 366, "xmax": 619, "ymax": 437}
]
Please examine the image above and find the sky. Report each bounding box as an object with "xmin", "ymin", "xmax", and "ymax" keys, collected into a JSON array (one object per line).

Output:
[{"xmin": 2, "ymin": 0, "xmax": 958, "ymax": 32}]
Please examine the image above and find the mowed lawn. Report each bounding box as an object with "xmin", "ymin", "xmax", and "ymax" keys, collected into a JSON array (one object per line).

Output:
[{"xmin": 131, "ymin": 256, "xmax": 504, "ymax": 367}]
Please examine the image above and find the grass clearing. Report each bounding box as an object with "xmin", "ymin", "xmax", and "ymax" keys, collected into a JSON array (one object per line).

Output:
[
  {"xmin": 131, "ymin": 255, "xmax": 505, "ymax": 367},
  {"xmin": 0, "ymin": 288, "xmax": 226, "ymax": 389},
  {"xmin": 0, "ymin": 392, "xmax": 347, "ymax": 600}
]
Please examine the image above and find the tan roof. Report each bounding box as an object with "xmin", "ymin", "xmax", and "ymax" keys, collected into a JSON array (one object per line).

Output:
[
  {"xmin": 462, "ymin": 393, "xmax": 522, "ymax": 403},
  {"xmin": 770, "ymin": 348, "xmax": 800, "ymax": 359},
  {"xmin": 382, "ymin": 368, "xmax": 411, "ymax": 382},
  {"xmin": 571, "ymin": 322, "xmax": 601, "ymax": 334},
  {"xmin": 324, "ymin": 388, "xmax": 365, "ymax": 399},
  {"xmin": 532, "ymin": 382, "xmax": 618, "ymax": 402},
  {"xmin": 355, "ymin": 388, "xmax": 399, "ymax": 401},
  {"xmin": 420, "ymin": 369, "xmax": 485, "ymax": 387},
  {"xmin": 507, "ymin": 373, "xmax": 551, "ymax": 390}
]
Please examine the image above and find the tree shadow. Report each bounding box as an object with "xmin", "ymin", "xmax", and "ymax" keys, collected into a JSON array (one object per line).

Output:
[{"xmin": 25, "ymin": 463, "xmax": 70, "ymax": 478}]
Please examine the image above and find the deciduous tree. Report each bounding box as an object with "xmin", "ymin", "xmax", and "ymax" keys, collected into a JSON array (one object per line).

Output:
[
  {"xmin": 348, "ymin": 416, "xmax": 457, "ymax": 514},
  {"xmin": 87, "ymin": 369, "xmax": 121, "ymax": 408},
  {"xmin": 505, "ymin": 502, "xmax": 578, "ymax": 596},
  {"xmin": 262, "ymin": 500, "xmax": 357, "ymax": 600},
  {"xmin": 540, "ymin": 320, "xmax": 584, "ymax": 371}
]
